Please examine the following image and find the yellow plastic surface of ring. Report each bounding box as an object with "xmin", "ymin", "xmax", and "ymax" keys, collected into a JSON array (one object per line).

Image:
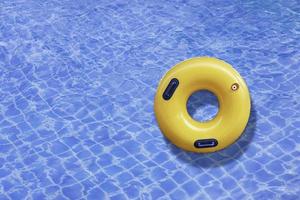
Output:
[{"xmin": 154, "ymin": 57, "xmax": 251, "ymax": 153}]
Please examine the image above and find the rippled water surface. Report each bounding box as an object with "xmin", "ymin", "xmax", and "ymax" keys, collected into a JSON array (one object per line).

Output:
[{"xmin": 0, "ymin": 0, "xmax": 299, "ymax": 199}]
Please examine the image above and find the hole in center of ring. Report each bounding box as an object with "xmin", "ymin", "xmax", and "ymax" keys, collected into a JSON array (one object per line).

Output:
[{"xmin": 186, "ymin": 90, "xmax": 219, "ymax": 122}]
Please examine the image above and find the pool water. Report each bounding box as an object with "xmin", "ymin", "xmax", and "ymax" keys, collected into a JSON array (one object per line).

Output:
[{"xmin": 0, "ymin": 1, "xmax": 299, "ymax": 199}]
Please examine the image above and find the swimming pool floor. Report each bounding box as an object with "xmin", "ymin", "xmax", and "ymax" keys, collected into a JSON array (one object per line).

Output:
[{"xmin": 0, "ymin": 0, "xmax": 299, "ymax": 199}]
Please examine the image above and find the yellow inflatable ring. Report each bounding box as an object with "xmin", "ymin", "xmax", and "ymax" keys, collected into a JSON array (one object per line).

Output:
[{"xmin": 154, "ymin": 57, "xmax": 251, "ymax": 153}]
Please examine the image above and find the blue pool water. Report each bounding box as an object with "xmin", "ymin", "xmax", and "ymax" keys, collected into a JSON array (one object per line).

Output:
[{"xmin": 0, "ymin": 1, "xmax": 300, "ymax": 199}]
